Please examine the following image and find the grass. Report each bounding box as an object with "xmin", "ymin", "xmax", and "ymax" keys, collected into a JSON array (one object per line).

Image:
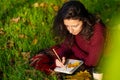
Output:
[{"xmin": 0, "ymin": 0, "xmax": 120, "ymax": 80}]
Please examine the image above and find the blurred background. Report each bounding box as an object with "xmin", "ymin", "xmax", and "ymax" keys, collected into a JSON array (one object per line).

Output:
[{"xmin": 0, "ymin": 0, "xmax": 120, "ymax": 80}]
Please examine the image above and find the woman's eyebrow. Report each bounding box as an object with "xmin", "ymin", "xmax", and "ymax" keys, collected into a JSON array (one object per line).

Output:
[{"xmin": 65, "ymin": 23, "xmax": 79, "ymax": 27}]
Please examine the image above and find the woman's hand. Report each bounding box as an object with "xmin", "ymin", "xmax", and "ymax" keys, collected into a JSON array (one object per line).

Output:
[{"xmin": 55, "ymin": 57, "xmax": 66, "ymax": 68}]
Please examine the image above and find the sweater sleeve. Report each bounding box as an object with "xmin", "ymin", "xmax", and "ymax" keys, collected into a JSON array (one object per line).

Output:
[{"xmin": 75, "ymin": 23, "xmax": 105, "ymax": 66}]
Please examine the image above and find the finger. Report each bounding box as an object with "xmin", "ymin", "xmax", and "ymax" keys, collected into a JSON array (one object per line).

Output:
[
  {"xmin": 62, "ymin": 57, "xmax": 65, "ymax": 64},
  {"xmin": 55, "ymin": 59, "xmax": 65, "ymax": 67}
]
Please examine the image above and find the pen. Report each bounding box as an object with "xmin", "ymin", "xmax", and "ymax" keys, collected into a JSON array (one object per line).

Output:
[{"xmin": 52, "ymin": 49, "xmax": 62, "ymax": 62}]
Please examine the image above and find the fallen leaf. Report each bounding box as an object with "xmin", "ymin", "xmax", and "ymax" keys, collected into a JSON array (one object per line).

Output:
[
  {"xmin": 40, "ymin": 2, "xmax": 47, "ymax": 8},
  {"xmin": 18, "ymin": 34, "xmax": 27, "ymax": 38},
  {"xmin": 33, "ymin": 2, "xmax": 39, "ymax": 8},
  {"xmin": 21, "ymin": 52, "xmax": 30, "ymax": 61},
  {"xmin": 10, "ymin": 17, "xmax": 20, "ymax": 23},
  {"xmin": 0, "ymin": 28, "xmax": 5, "ymax": 35},
  {"xmin": 53, "ymin": 5, "xmax": 59, "ymax": 12},
  {"xmin": 32, "ymin": 38, "xmax": 38, "ymax": 45},
  {"xmin": 6, "ymin": 40, "xmax": 14, "ymax": 48}
]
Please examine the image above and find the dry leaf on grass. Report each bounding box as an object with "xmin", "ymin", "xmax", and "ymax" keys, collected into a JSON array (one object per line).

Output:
[{"xmin": 10, "ymin": 17, "xmax": 20, "ymax": 23}]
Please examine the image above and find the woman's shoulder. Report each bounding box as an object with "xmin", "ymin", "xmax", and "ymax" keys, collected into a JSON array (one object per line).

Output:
[
  {"xmin": 93, "ymin": 21, "xmax": 106, "ymax": 37},
  {"xmin": 94, "ymin": 21, "xmax": 105, "ymax": 30}
]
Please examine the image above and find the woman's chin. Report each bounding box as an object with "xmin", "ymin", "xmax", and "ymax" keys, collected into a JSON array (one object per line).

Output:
[{"xmin": 71, "ymin": 33, "xmax": 78, "ymax": 35}]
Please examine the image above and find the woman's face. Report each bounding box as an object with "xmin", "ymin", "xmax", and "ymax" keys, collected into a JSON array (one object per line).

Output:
[{"xmin": 64, "ymin": 19, "xmax": 83, "ymax": 35}]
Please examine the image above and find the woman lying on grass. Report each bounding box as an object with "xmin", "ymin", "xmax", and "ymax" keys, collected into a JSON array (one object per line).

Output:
[{"xmin": 30, "ymin": 0, "xmax": 106, "ymax": 77}]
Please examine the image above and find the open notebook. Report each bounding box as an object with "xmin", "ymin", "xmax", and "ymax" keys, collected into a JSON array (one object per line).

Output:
[{"xmin": 54, "ymin": 59, "xmax": 83, "ymax": 74}]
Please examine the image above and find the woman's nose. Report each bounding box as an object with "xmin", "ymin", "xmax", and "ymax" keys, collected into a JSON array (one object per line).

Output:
[{"xmin": 69, "ymin": 27, "xmax": 73, "ymax": 33}]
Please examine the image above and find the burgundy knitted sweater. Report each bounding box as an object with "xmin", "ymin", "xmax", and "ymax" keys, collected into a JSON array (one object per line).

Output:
[{"xmin": 52, "ymin": 22, "xmax": 105, "ymax": 66}]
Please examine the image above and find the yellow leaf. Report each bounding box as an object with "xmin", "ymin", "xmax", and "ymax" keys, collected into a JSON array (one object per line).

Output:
[
  {"xmin": 7, "ymin": 40, "xmax": 14, "ymax": 48},
  {"xmin": 18, "ymin": 34, "xmax": 27, "ymax": 38},
  {"xmin": 40, "ymin": 2, "xmax": 47, "ymax": 8},
  {"xmin": 0, "ymin": 28, "xmax": 5, "ymax": 35},
  {"xmin": 21, "ymin": 52, "xmax": 30, "ymax": 61},
  {"xmin": 32, "ymin": 38, "xmax": 38, "ymax": 45},
  {"xmin": 33, "ymin": 2, "xmax": 39, "ymax": 8}
]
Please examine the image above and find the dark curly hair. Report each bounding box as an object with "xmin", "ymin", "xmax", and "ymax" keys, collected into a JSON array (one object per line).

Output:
[{"xmin": 52, "ymin": 0, "xmax": 99, "ymax": 41}]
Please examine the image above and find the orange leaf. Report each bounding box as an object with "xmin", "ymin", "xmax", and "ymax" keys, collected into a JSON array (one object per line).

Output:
[{"xmin": 53, "ymin": 5, "xmax": 59, "ymax": 12}]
